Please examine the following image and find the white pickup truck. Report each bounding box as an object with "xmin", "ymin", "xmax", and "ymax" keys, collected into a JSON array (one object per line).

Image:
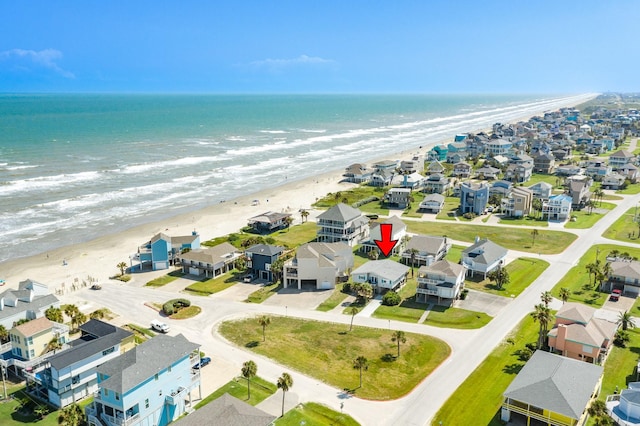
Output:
[{"xmin": 151, "ymin": 319, "xmax": 170, "ymax": 333}]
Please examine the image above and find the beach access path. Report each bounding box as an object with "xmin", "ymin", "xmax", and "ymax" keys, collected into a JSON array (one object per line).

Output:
[{"xmin": 62, "ymin": 190, "xmax": 640, "ymax": 426}]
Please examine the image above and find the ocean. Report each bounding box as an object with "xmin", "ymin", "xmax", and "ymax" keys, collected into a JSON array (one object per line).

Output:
[{"xmin": 0, "ymin": 93, "xmax": 593, "ymax": 264}]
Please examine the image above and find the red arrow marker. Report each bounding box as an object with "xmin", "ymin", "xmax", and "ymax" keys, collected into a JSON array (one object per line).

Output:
[{"xmin": 374, "ymin": 223, "xmax": 398, "ymax": 257}]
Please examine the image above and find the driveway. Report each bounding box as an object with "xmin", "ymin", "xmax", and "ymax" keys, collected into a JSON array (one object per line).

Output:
[
  {"xmin": 456, "ymin": 289, "xmax": 512, "ymax": 317},
  {"xmin": 216, "ymin": 282, "xmax": 263, "ymax": 301},
  {"xmin": 262, "ymin": 287, "xmax": 334, "ymax": 310}
]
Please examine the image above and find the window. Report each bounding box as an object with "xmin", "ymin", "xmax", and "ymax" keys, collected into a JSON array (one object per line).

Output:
[
  {"xmin": 115, "ymin": 392, "xmax": 120, "ymax": 401},
  {"xmin": 72, "ymin": 375, "xmax": 80, "ymax": 385},
  {"xmin": 27, "ymin": 337, "xmax": 33, "ymax": 345},
  {"xmin": 104, "ymin": 389, "xmax": 109, "ymax": 397},
  {"xmin": 154, "ymin": 374, "xmax": 158, "ymax": 381},
  {"xmin": 102, "ymin": 346, "xmax": 115, "ymax": 356},
  {"xmin": 29, "ymin": 349, "xmax": 35, "ymax": 357},
  {"xmin": 145, "ymin": 399, "xmax": 149, "ymax": 409},
  {"xmin": 167, "ymin": 365, "xmax": 171, "ymax": 373}
]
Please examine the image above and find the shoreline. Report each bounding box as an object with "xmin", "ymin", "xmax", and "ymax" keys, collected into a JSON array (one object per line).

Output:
[{"xmin": 0, "ymin": 95, "xmax": 596, "ymax": 288}]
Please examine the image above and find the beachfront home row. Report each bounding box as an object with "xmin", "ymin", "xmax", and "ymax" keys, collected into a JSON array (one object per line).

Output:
[
  {"xmin": 0, "ymin": 279, "xmax": 60, "ymax": 330},
  {"xmin": 316, "ymin": 203, "xmax": 370, "ymax": 247},
  {"xmin": 247, "ymin": 211, "xmax": 292, "ymax": 233},
  {"xmin": 131, "ymin": 232, "xmax": 201, "ymax": 271}
]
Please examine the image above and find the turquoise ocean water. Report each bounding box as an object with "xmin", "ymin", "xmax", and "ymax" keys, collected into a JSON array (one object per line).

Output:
[{"xmin": 0, "ymin": 93, "xmax": 592, "ymax": 263}]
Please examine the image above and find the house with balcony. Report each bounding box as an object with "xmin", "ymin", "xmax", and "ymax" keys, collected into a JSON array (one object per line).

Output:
[
  {"xmin": 283, "ymin": 242, "xmax": 353, "ymax": 290},
  {"xmin": 568, "ymin": 179, "xmax": 592, "ymax": 209},
  {"xmin": 178, "ymin": 243, "xmax": 240, "ymax": 278},
  {"xmin": 527, "ymin": 181, "xmax": 553, "ymax": 200},
  {"xmin": 533, "ymin": 152, "xmax": 556, "ymax": 173},
  {"xmin": 556, "ymin": 164, "xmax": 582, "ymax": 176},
  {"xmin": 609, "ymin": 150, "xmax": 636, "ymax": 168},
  {"xmin": 132, "ymin": 232, "xmax": 200, "ymax": 271},
  {"xmin": 401, "ymin": 235, "xmax": 451, "ymax": 267},
  {"xmin": 428, "ymin": 145, "xmax": 448, "ymax": 161},
  {"xmin": 460, "ymin": 182, "xmax": 489, "ymax": 215},
  {"xmin": 86, "ymin": 334, "xmax": 201, "ymax": 426},
  {"xmin": 542, "ymin": 194, "xmax": 572, "ymax": 221},
  {"xmin": 547, "ymin": 302, "xmax": 617, "ymax": 364},
  {"xmin": 601, "ymin": 172, "xmax": 627, "ymax": 190},
  {"xmin": 416, "ymin": 260, "xmax": 466, "ymax": 304},
  {"xmin": 617, "ymin": 163, "xmax": 639, "ymax": 183},
  {"xmin": 398, "ymin": 172, "xmax": 425, "ymax": 190},
  {"xmin": 343, "ymin": 163, "xmax": 372, "ymax": 183},
  {"xmin": 608, "ymin": 260, "xmax": 640, "ymax": 296},
  {"xmin": 27, "ymin": 320, "xmax": 135, "ymax": 408},
  {"xmin": 584, "ymin": 160, "xmax": 612, "ymax": 181},
  {"xmin": 316, "ymin": 203, "xmax": 369, "ymax": 247},
  {"xmin": 244, "ymin": 244, "xmax": 284, "ymax": 283},
  {"xmin": 173, "ymin": 393, "xmax": 275, "ymax": 426},
  {"xmin": 0, "ymin": 279, "xmax": 60, "ymax": 330},
  {"xmin": 501, "ymin": 187, "xmax": 533, "ymax": 218},
  {"xmin": 400, "ymin": 155, "xmax": 424, "ymax": 174},
  {"xmin": 422, "ymin": 173, "xmax": 450, "ymax": 194},
  {"xmin": 426, "ymin": 160, "xmax": 445, "ymax": 175},
  {"xmin": 605, "ymin": 382, "xmax": 640, "ymax": 425},
  {"xmin": 361, "ymin": 216, "xmax": 406, "ymax": 256},
  {"xmin": 9, "ymin": 316, "xmax": 69, "ymax": 361},
  {"xmin": 505, "ymin": 162, "xmax": 533, "ymax": 183},
  {"xmin": 351, "ymin": 259, "xmax": 409, "ymax": 294},
  {"xmin": 452, "ymin": 161, "xmax": 472, "ymax": 178},
  {"xmin": 486, "ymin": 139, "xmax": 512, "ymax": 156},
  {"xmin": 474, "ymin": 165, "xmax": 501, "ymax": 180},
  {"xmin": 418, "ymin": 193, "xmax": 445, "ymax": 213},
  {"xmin": 489, "ymin": 180, "xmax": 514, "ymax": 199},
  {"xmin": 247, "ymin": 211, "xmax": 292, "ymax": 234},
  {"xmin": 501, "ymin": 350, "xmax": 603, "ymax": 426},
  {"xmin": 461, "ymin": 238, "xmax": 508, "ymax": 279}
]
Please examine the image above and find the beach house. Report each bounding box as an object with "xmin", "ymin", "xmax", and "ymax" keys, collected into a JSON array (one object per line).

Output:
[
  {"xmin": 178, "ymin": 242, "xmax": 240, "ymax": 278},
  {"xmin": 351, "ymin": 259, "xmax": 409, "ymax": 294},
  {"xmin": 27, "ymin": 319, "xmax": 135, "ymax": 408},
  {"xmin": 0, "ymin": 279, "xmax": 60, "ymax": 330},
  {"xmin": 422, "ymin": 173, "xmax": 450, "ymax": 194},
  {"xmin": 609, "ymin": 150, "xmax": 636, "ymax": 168},
  {"xmin": 452, "ymin": 161, "xmax": 472, "ymax": 178},
  {"xmin": 542, "ymin": 194, "xmax": 572, "ymax": 221},
  {"xmin": 343, "ymin": 163, "xmax": 372, "ymax": 183},
  {"xmin": 401, "ymin": 235, "xmax": 451, "ymax": 267},
  {"xmin": 283, "ymin": 242, "xmax": 353, "ymax": 290},
  {"xmin": 418, "ymin": 193, "xmax": 445, "ymax": 213},
  {"xmin": 501, "ymin": 351, "xmax": 603, "ymax": 426},
  {"xmin": 244, "ymin": 244, "xmax": 284, "ymax": 283},
  {"xmin": 459, "ymin": 182, "xmax": 489, "ymax": 215},
  {"xmin": 247, "ymin": 211, "xmax": 292, "ymax": 234},
  {"xmin": 500, "ymin": 186, "xmax": 533, "ymax": 218},
  {"xmin": 9, "ymin": 316, "xmax": 69, "ymax": 361},
  {"xmin": 360, "ymin": 216, "xmax": 406, "ymax": 256},
  {"xmin": 132, "ymin": 232, "xmax": 200, "ymax": 271},
  {"xmin": 86, "ymin": 334, "xmax": 201, "ymax": 426},
  {"xmin": 172, "ymin": 393, "xmax": 275, "ymax": 426},
  {"xmin": 316, "ymin": 203, "xmax": 369, "ymax": 247},
  {"xmin": 608, "ymin": 260, "xmax": 640, "ymax": 296},
  {"xmin": 567, "ymin": 178, "xmax": 592, "ymax": 209},
  {"xmin": 415, "ymin": 260, "xmax": 466, "ymax": 304},
  {"xmin": 461, "ymin": 238, "xmax": 508, "ymax": 278},
  {"xmin": 527, "ymin": 181, "xmax": 553, "ymax": 200}
]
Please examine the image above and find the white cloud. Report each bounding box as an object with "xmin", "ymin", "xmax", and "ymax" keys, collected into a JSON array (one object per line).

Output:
[
  {"xmin": 248, "ymin": 54, "xmax": 337, "ymax": 73},
  {"xmin": 0, "ymin": 48, "xmax": 75, "ymax": 78}
]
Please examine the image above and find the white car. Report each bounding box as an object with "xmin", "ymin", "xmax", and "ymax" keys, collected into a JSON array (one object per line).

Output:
[{"xmin": 151, "ymin": 320, "xmax": 170, "ymax": 333}]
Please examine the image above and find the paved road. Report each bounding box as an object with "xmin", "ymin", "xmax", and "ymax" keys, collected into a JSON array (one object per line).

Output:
[{"xmin": 66, "ymin": 189, "xmax": 640, "ymax": 426}]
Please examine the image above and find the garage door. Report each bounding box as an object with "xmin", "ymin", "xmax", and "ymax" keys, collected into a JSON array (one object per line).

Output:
[
  {"xmin": 189, "ymin": 267, "xmax": 201, "ymax": 276},
  {"xmin": 319, "ymin": 281, "xmax": 332, "ymax": 290}
]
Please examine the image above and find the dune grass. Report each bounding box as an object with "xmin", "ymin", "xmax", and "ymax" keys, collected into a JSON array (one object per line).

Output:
[{"xmin": 194, "ymin": 376, "xmax": 276, "ymax": 409}]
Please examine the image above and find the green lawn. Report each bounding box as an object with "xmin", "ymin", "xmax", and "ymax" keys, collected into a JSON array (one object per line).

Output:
[
  {"xmin": 270, "ymin": 222, "xmax": 318, "ymax": 248},
  {"xmin": 405, "ymin": 222, "xmax": 577, "ymax": 254},
  {"xmin": 275, "ymin": 402, "xmax": 360, "ymax": 426},
  {"xmin": 372, "ymin": 300, "xmax": 426, "ymax": 323},
  {"xmin": 436, "ymin": 197, "xmax": 462, "ymax": 221},
  {"xmin": 617, "ymin": 183, "xmax": 640, "ymax": 195},
  {"xmin": 603, "ymin": 208, "xmax": 640, "ymax": 243},
  {"xmin": 316, "ymin": 283, "xmax": 349, "ymax": 312},
  {"xmin": 313, "ymin": 186, "xmax": 387, "ymax": 209},
  {"xmin": 245, "ymin": 282, "xmax": 282, "ymax": 303},
  {"xmin": 445, "ymin": 244, "xmax": 465, "ymax": 263},
  {"xmin": 170, "ymin": 305, "xmax": 201, "ymax": 319},
  {"xmin": 422, "ymin": 306, "xmax": 492, "ymax": 329},
  {"xmin": 432, "ymin": 315, "xmax": 539, "ymax": 425},
  {"xmin": 551, "ymin": 244, "xmax": 640, "ymax": 306},
  {"xmin": 498, "ymin": 216, "xmax": 548, "ymax": 227},
  {"xmin": 564, "ymin": 202, "xmax": 616, "ymax": 229},
  {"xmin": 184, "ymin": 270, "xmax": 241, "ymax": 295},
  {"xmin": 358, "ymin": 200, "xmax": 390, "ymax": 216},
  {"xmin": 526, "ymin": 174, "xmax": 563, "ymax": 188},
  {"xmin": 194, "ymin": 376, "xmax": 276, "ymax": 409},
  {"xmin": 219, "ymin": 316, "xmax": 451, "ymax": 400},
  {"xmin": 401, "ymin": 192, "xmax": 427, "ymax": 218},
  {"xmin": 464, "ymin": 257, "xmax": 550, "ymax": 298},
  {"xmin": 145, "ymin": 270, "xmax": 185, "ymax": 287}
]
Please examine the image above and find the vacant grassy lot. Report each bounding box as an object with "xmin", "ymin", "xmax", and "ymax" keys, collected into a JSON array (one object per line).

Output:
[
  {"xmin": 219, "ymin": 316, "xmax": 451, "ymax": 400},
  {"xmin": 372, "ymin": 300, "xmax": 426, "ymax": 323},
  {"xmin": 194, "ymin": 376, "xmax": 276, "ymax": 409},
  {"xmin": 603, "ymin": 208, "xmax": 640, "ymax": 243},
  {"xmin": 245, "ymin": 282, "xmax": 282, "ymax": 303},
  {"xmin": 145, "ymin": 270, "xmax": 185, "ymax": 287},
  {"xmin": 617, "ymin": 183, "xmax": 640, "ymax": 195},
  {"xmin": 405, "ymin": 222, "xmax": 577, "ymax": 254},
  {"xmin": 464, "ymin": 257, "xmax": 549, "ymax": 297},
  {"xmin": 275, "ymin": 402, "xmax": 360, "ymax": 426},
  {"xmin": 316, "ymin": 283, "xmax": 349, "ymax": 312},
  {"xmin": 184, "ymin": 270, "xmax": 241, "ymax": 295},
  {"xmin": 564, "ymin": 201, "xmax": 616, "ymax": 229},
  {"xmin": 551, "ymin": 244, "xmax": 640, "ymax": 307},
  {"xmin": 432, "ymin": 315, "xmax": 539, "ymax": 426},
  {"xmin": 313, "ymin": 186, "xmax": 387, "ymax": 209},
  {"xmin": 422, "ymin": 306, "xmax": 492, "ymax": 329},
  {"xmin": 445, "ymin": 244, "xmax": 466, "ymax": 263},
  {"xmin": 436, "ymin": 196, "xmax": 462, "ymax": 221},
  {"xmin": 498, "ymin": 215, "xmax": 548, "ymax": 227}
]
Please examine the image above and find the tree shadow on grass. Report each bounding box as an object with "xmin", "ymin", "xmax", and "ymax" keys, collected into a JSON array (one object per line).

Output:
[
  {"xmin": 381, "ymin": 353, "xmax": 396, "ymax": 362},
  {"xmin": 245, "ymin": 341, "xmax": 259, "ymax": 348},
  {"xmin": 503, "ymin": 363, "xmax": 523, "ymax": 375}
]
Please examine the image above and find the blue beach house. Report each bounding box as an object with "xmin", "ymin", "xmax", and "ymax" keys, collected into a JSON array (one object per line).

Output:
[
  {"xmin": 86, "ymin": 334, "xmax": 201, "ymax": 426},
  {"xmin": 245, "ymin": 244, "xmax": 284, "ymax": 282},
  {"xmin": 132, "ymin": 231, "xmax": 200, "ymax": 271},
  {"xmin": 459, "ymin": 182, "xmax": 489, "ymax": 215}
]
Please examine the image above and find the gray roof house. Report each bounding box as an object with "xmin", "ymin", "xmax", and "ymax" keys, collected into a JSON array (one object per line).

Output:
[
  {"xmin": 527, "ymin": 181, "xmax": 553, "ymax": 200},
  {"xmin": 419, "ymin": 193, "xmax": 445, "ymax": 213},
  {"xmin": 361, "ymin": 216, "xmax": 407, "ymax": 256},
  {"xmin": 179, "ymin": 242, "xmax": 240, "ymax": 278},
  {"xmin": 283, "ymin": 242, "xmax": 354, "ymax": 290},
  {"xmin": 609, "ymin": 260, "xmax": 640, "ymax": 296},
  {"xmin": 247, "ymin": 211, "xmax": 292, "ymax": 233},
  {"xmin": 401, "ymin": 235, "xmax": 451, "ymax": 267},
  {"xmin": 317, "ymin": 203, "xmax": 369, "ymax": 247},
  {"xmin": 501, "ymin": 350, "xmax": 603, "ymax": 426},
  {"xmin": 461, "ymin": 238, "xmax": 508, "ymax": 278},
  {"xmin": 416, "ymin": 260, "xmax": 466, "ymax": 304},
  {"xmin": 351, "ymin": 259, "xmax": 410, "ymax": 294},
  {"xmin": 0, "ymin": 279, "xmax": 59, "ymax": 330},
  {"xmin": 173, "ymin": 393, "xmax": 275, "ymax": 426}
]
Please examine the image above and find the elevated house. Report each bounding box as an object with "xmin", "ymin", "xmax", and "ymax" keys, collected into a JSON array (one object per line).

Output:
[
  {"xmin": 528, "ymin": 181, "xmax": 553, "ymax": 201},
  {"xmin": 609, "ymin": 150, "xmax": 636, "ymax": 168},
  {"xmin": 418, "ymin": 193, "xmax": 445, "ymax": 213},
  {"xmin": 489, "ymin": 180, "xmax": 514, "ymax": 199},
  {"xmin": 556, "ymin": 164, "xmax": 582, "ymax": 176},
  {"xmin": 601, "ymin": 172, "xmax": 626, "ymax": 190},
  {"xmin": 533, "ymin": 152, "xmax": 556, "ymax": 173},
  {"xmin": 416, "ymin": 260, "xmax": 466, "ymax": 304},
  {"xmin": 316, "ymin": 203, "xmax": 369, "ymax": 247},
  {"xmin": 0, "ymin": 279, "xmax": 60, "ymax": 330},
  {"xmin": 369, "ymin": 169, "xmax": 394, "ymax": 187},
  {"xmin": 567, "ymin": 179, "xmax": 591, "ymax": 209},
  {"xmin": 608, "ymin": 260, "xmax": 640, "ymax": 296},
  {"xmin": 617, "ymin": 163, "xmax": 639, "ymax": 183},
  {"xmin": 474, "ymin": 165, "xmax": 501, "ymax": 180},
  {"xmin": 584, "ymin": 160, "xmax": 612, "ymax": 181},
  {"xmin": 425, "ymin": 160, "xmax": 445, "ymax": 175},
  {"xmin": 283, "ymin": 242, "xmax": 353, "ymax": 290},
  {"xmin": 428, "ymin": 145, "xmax": 448, "ymax": 161},
  {"xmin": 247, "ymin": 211, "xmax": 292, "ymax": 234},
  {"xmin": 132, "ymin": 232, "xmax": 200, "ymax": 271},
  {"xmin": 351, "ymin": 259, "xmax": 409, "ymax": 294},
  {"xmin": 9, "ymin": 317, "xmax": 69, "ymax": 361},
  {"xmin": 343, "ymin": 163, "xmax": 372, "ymax": 183},
  {"xmin": 505, "ymin": 162, "xmax": 533, "ymax": 183},
  {"xmin": 501, "ymin": 351, "xmax": 603, "ymax": 426},
  {"xmin": 27, "ymin": 320, "xmax": 135, "ymax": 408},
  {"xmin": 452, "ymin": 161, "xmax": 472, "ymax": 178},
  {"xmin": 178, "ymin": 243, "xmax": 240, "ymax": 278},
  {"xmin": 542, "ymin": 194, "xmax": 572, "ymax": 221},
  {"xmin": 398, "ymin": 172, "xmax": 425, "ymax": 190},
  {"xmin": 86, "ymin": 334, "xmax": 201, "ymax": 426},
  {"xmin": 486, "ymin": 139, "xmax": 512, "ymax": 156},
  {"xmin": 400, "ymin": 155, "xmax": 424, "ymax": 174},
  {"xmin": 422, "ymin": 173, "xmax": 450, "ymax": 194},
  {"xmin": 460, "ymin": 182, "xmax": 489, "ymax": 215},
  {"xmin": 461, "ymin": 238, "xmax": 508, "ymax": 278},
  {"xmin": 401, "ymin": 235, "xmax": 451, "ymax": 267},
  {"xmin": 501, "ymin": 186, "xmax": 533, "ymax": 218},
  {"xmin": 605, "ymin": 382, "xmax": 640, "ymax": 425},
  {"xmin": 361, "ymin": 216, "xmax": 406, "ymax": 256},
  {"xmin": 384, "ymin": 187, "xmax": 412, "ymax": 209},
  {"xmin": 547, "ymin": 302, "xmax": 617, "ymax": 364},
  {"xmin": 244, "ymin": 244, "xmax": 284, "ymax": 282}
]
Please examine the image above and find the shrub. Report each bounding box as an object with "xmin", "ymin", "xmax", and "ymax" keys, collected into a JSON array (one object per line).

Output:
[
  {"xmin": 459, "ymin": 289, "xmax": 469, "ymax": 300},
  {"xmin": 352, "ymin": 196, "xmax": 379, "ymax": 208},
  {"xmin": 342, "ymin": 282, "xmax": 352, "ymax": 294},
  {"xmin": 382, "ymin": 291, "xmax": 401, "ymax": 306},
  {"xmin": 116, "ymin": 274, "xmax": 131, "ymax": 282},
  {"xmin": 162, "ymin": 298, "xmax": 192, "ymax": 316},
  {"xmin": 518, "ymin": 347, "xmax": 533, "ymax": 361},
  {"xmin": 462, "ymin": 212, "xmax": 477, "ymax": 220}
]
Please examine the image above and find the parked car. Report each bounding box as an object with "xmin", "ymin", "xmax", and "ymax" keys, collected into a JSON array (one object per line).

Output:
[
  {"xmin": 193, "ymin": 357, "xmax": 211, "ymax": 369},
  {"xmin": 610, "ymin": 289, "xmax": 622, "ymax": 301},
  {"xmin": 243, "ymin": 274, "xmax": 255, "ymax": 283},
  {"xmin": 151, "ymin": 319, "xmax": 170, "ymax": 333}
]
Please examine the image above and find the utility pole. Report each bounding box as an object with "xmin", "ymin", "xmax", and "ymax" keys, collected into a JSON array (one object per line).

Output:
[{"xmin": 2, "ymin": 365, "xmax": 6, "ymax": 400}]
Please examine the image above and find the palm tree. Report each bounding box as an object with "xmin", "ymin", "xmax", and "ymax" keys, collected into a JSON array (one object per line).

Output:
[
  {"xmin": 300, "ymin": 209, "xmax": 309, "ymax": 223},
  {"xmin": 241, "ymin": 360, "xmax": 257, "ymax": 400},
  {"xmin": 618, "ymin": 310, "xmax": 635, "ymax": 331},
  {"xmin": 45, "ymin": 337, "xmax": 62, "ymax": 354},
  {"xmin": 585, "ymin": 262, "xmax": 599, "ymax": 286},
  {"xmin": 57, "ymin": 402, "xmax": 84, "ymax": 426},
  {"xmin": 531, "ymin": 303, "xmax": 553, "ymax": 349},
  {"xmin": 45, "ymin": 307, "xmax": 64, "ymax": 323},
  {"xmin": 600, "ymin": 262, "xmax": 613, "ymax": 291},
  {"xmin": 270, "ymin": 257, "xmax": 285, "ymax": 284},
  {"xmin": 540, "ymin": 291, "xmax": 553, "ymax": 307},
  {"xmin": 348, "ymin": 306, "xmax": 359, "ymax": 331},
  {"xmin": 391, "ymin": 330, "xmax": 407, "ymax": 358},
  {"xmin": 63, "ymin": 304, "xmax": 79, "ymax": 319},
  {"xmin": 258, "ymin": 315, "xmax": 271, "ymax": 342},
  {"xmin": 367, "ymin": 249, "xmax": 379, "ymax": 260},
  {"xmin": 487, "ymin": 262, "xmax": 510, "ymax": 290},
  {"xmin": 277, "ymin": 372, "xmax": 293, "ymax": 417},
  {"xmin": 532, "ymin": 198, "xmax": 543, "ymax": 218},
  {"xmin": 116, "ymin": 261, "xmax": 127, "ymax": 276},
  {"xmin": 72, "ymin": 312, "xmax": 87, "ymax": 331},
  {"xmin": 353, "ymin": 356, "xmax": 369, "ymax": 388},
  {"xmin": 531, "ymin": 229, "xmax": 539, "ymax": 246},
  {"xmin": 90, "ymin": 309, "xmax": 105, "ymax": 320},
  {"xmin": 284, "ymin": 216, "xmax": 294, "ymax": 231},
  {"xmin": 0, "ymin": 325, "xmax": 8, "ymax": 343},
  {"xmin": 559, "ymin": 287, "xmax": 570, "ymax": 304},
  {"xmin": 408, "ymin": 248, "xmax": 419, "ymax": 277}
]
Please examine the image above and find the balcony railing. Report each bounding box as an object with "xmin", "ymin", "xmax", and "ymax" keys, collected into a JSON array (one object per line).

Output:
[
  {"xmin": 502, "ymin": 402, "xmax": 572, "ymax": 426},
  {"xmin": 416, "ymin": 288, "xmax": 439, "ymax": 296},
  {"xmin": 417, "ymin": 278, "xmax": 441, "ymax": 285}
]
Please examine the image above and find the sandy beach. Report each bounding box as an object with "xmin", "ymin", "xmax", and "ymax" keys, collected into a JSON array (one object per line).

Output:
[{"xmin": 0, "ymin": 97, "xmax": 594, "ymax": 292}]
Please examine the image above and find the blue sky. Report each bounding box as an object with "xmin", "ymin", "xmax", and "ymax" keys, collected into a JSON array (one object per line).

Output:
[{"xmin": 1, "ymin": 1, "xmax": 637, "ymax": 94}]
